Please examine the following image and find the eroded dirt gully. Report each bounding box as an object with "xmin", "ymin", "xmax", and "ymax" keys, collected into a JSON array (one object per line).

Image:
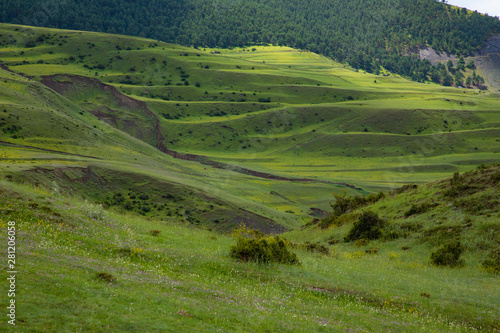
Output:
[{"xmin": 40, "ymin": 74, "xmax": 363, "ymax": 191}]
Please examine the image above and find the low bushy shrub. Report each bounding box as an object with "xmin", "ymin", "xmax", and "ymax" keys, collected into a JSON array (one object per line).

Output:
[
  {"xmin": 150, "ymin": 229, "xmax": 161, "ymax": 236},
  {"xmin": 319, "ymin": 191, "xmax": 385, "ymax": 229},
  {"xmin": 331, "ymin": 191, "xmax": 385, "ymax": 217},
  {"xmin": 490, "ymin": 171, "xmax": 500, "ymax": 184},
  {"xmin": 430, "ymin": 241, "xmax": 465, "ymax": 267},
  {"xmin": 96, "ymin": 272, "xmax": 115, "ymax": 282},
  {"xmin": 302, "ymin": 242, "xmax": 329, "ymax": 255},
  {"xmin": 365, "ymin": 247, "xmax": 379, "ymax": 254},
  {"xmin": 230, "ymin": 236, "xmax": 299, "ymax": 264},
  {"xmin": 344, "ymin": 211, "xmax": 386, "ymax": 242},
  {"xmin": 482, "ymin": 247, "xmax": 500, "ymax": 274},
  {"xmin": 354, "ymin": 239, "xmax": 368, "ymax": 247},
  {"xmin": 404, "ymin": 202, "xmax": 436, "ymax": 217},
  {"xmin": 230, "ymin": 225, "xmax": 299, "ymax": 264}
]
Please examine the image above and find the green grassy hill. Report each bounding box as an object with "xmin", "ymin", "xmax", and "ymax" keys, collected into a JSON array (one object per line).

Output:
[
  {"xmin": 0, "ymin": 167, "xmax": 499, "ymax": 332},
  {"xmin": 2, "ymin": 0, "xmax": 500, "ymax": 83},
  {"xmin": 0, "ymin": 23, "xmax": 499, "ymax": 332},
  {"xmin": 286, "ymin": 163, "xmax": 500, "ymax": 255},
  {"xmin": 1, "ymin": 23, "xmax": 500, "ymax": 228}
]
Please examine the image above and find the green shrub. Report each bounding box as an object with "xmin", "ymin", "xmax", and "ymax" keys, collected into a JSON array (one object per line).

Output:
[
  {"xmin": 365, "ymin": 247, "xmax": 379, "ymax": 254},
  {"xmin": 391, "ymin": 184, "xmax": 418, "ymax": 195},
  {"xmin": 354, "ymin": 239, "xmax": 368, "ymax": 247},
  {"xmin": 331, "ymin": 191, "xmax": 385, "ymax": 217},
  {"xmin": 150, "ymin": 229, "xmax": 161, "ymax": 236},
  {"xmin": 319, "ymin": 191, "xmax": 385, "ymax": 229},
  {"xmin": 430, "ymin": 241, "xmax": 465, "ymax": 267},
  {"xmin": 490, "ymin": 171, "xmax": 500, "ymax": 184},
  {"xmin": 230, "ymin": 227, "xmax": 299, "ymax": 265},
  {"xmin": 302, "ymin": 242, "xmax": 329, "ymax": 255},
  {"xmin": 344, "ymin": 211, "xmax": 386, "ymax": 242},
  {"xmin": 96, "ymin": 272, "xmax": 115, "ymax": 283},
  {"xmin": 482, "ymin": 248, "xmax": 500, "ymax": 274},
  {"xmin": 404, "ymin": 202, "xmax": 437, "ymax": 217}
]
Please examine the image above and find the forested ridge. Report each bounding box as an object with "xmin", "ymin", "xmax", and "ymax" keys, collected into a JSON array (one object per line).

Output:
[{"xmin": 1, "ymin": 0, "xmax": 500, "ymax": 82}]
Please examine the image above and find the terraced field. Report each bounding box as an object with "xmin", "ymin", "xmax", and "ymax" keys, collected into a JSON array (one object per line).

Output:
[{"xmin": 1, "ymin": 23, "xmax": 499, "ymax": 227}]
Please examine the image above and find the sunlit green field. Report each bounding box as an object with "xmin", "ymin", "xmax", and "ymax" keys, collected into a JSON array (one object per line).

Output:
[
  {"xmin": 2, "ymin": 23, "xmax": 499, "ymax": 198},
  {"xmin": 0, "ymin": 23, "xmax": 499, "ymax": 216}
]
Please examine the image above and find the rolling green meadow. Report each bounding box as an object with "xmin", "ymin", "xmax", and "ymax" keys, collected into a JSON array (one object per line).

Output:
[{"xmin": 0, "ymin": 23, "xmax": 499, "ymax": 332}]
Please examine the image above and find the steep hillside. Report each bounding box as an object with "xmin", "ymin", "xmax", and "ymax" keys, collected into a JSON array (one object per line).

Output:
[
  {"xmin": 420, "ymin": 35, "xmax": 500, "ymax": 92},
  {"xmin": 0, "ymin": 174, "xmax": 498, "ymax": 332},
  {"xmin": 0, "ymin": 23, "xmax": 499, "ymax": 221},
  {"xmin": 1, "ymin": 0, "xmax": 499, "ymax": 83},
  {"xmin": 286, "ymin": 164, "xmax": 500, "ymax": 257}
]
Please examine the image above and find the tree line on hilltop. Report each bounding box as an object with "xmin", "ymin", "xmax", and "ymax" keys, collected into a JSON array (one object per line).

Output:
[{"xmin": 1, "ymin": 0, "xmax": 499, "ymax": 85}]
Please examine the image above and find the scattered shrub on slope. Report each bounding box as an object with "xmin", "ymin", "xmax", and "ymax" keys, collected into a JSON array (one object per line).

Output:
[
  {"xmin": 319, "ymin": 191, "xmax": 385, "ymax": 228},
  {"xmin": 404, "ymin": 202, "xmax": 437, "ymax": 217},
  {"xmin": 430, "ymin": 241, "xmax": 465, "ymax": 268},
  {"xmin": 344, "ymin": 211, "xmax": 386, "ymax": 242},
  {"xmin": 482, "ymin": 247, "xmax": 500, "ymax": 274},
  {"xmin": 442, "ymin": 164, "xmax": 500, "ymax": 215},
  {"xmin": 230, "ymin": 225, "xmax": 299, "ymax": 264}
]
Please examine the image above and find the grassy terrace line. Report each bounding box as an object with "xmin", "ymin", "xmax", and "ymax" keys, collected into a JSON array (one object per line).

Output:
[{"xmin": 0, "ymin": 164, "xmax": 499, "ymax": 332}]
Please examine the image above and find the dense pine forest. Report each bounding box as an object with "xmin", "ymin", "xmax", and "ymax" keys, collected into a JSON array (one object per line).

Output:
[{"xmin": 1, "ymin": 0, "xmax": 499, "ymax": 83}]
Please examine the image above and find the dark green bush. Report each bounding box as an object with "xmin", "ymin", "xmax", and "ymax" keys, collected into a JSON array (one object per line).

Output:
[
  {"xmin": 354, "ymin": 239, "xmax": 368, "ymax": 247},
  {"xmin": 404, "ymin": 202, "xmax": 436, "ymax": 217},
  {"xmin": 365, "ymin": 247, "xmax": 379, "ymax": 254},
  {"xmin": 331, "ymin": 191, "xmax": 385, "ymax": 217},
  {"xmin": 319, "ymin": 191, "xmax": 385, "ymax": 229},
  {"xmin": 392, "ymin": 184, "xmax": 418, "ymax": 195},
  {"xmin": 430, "ymin": 241, "xmax": 465, "ymax": 267},
  {"xmin": 490, "ymin": 171, "xmax": 500, "ymax": 184},
  {"xmin": 96, "ymin": 272, "xmax": 115, "ymax": 282},
  {"xmin": 344, "ymin": 211, "xmax": 386, "ymax": 242},
  {"xmin": 482, "ymin": 248, "xmax": 500, "ymax": 274},
  {"xmin": 302, "ymin": 242, "xmax": 329, "ymax": 255},
  {"xmin": 150, "ymin": 229, "xmax": 161, "ymax": 236},
  {"xmin": 230, "ymin": 235, "xmax": 299, "ymax": 264}
]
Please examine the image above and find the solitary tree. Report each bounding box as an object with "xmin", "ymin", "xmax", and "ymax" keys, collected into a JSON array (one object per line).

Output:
[
  {"xmin": 446, "ymin": 59, "xmax": 454, "ymax": 71},
  {"xmin": 443, "ymin": 74, "xmax": 454, "ymax": 86},
  {"xmin": 465, "ymin": 76, "xmax": 472, "ymax": 86}
]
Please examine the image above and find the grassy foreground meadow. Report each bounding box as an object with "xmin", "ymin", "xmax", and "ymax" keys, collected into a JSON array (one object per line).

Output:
[{"xmin": 0, "ymin": 174, "xmax": 499, "ymax": 332}]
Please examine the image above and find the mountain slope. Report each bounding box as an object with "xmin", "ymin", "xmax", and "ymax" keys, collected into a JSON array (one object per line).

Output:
[
  {"xmin": 0, "ymin": 166, "xmax": 499, "ymax": 331},
  {"xmin": 1, "ymin": 23, "xmax": 499, "ymax": 208},
  {"xmin": 0, "ymin": 52, "xmax": 299, "ymax": 232},
  {"xmin": 286, "ymin": 164, "xmax": 500, "ymax": 255},
  {"xmin": 1, "ymin": 0, "xmax": 499, "ymax": 82}
]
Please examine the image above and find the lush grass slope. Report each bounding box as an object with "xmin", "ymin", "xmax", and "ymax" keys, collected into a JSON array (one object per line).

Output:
[
  {"xmin": 2, "ymin": 23, "xmax": 499, "ymax": 193},
  {"xmin": 0, "ymin": 176, "xmax": 498, "ymax": 332},
  {"xmin": 1, "ymin": 23, "xmax": 499, "ymax": 228}
]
